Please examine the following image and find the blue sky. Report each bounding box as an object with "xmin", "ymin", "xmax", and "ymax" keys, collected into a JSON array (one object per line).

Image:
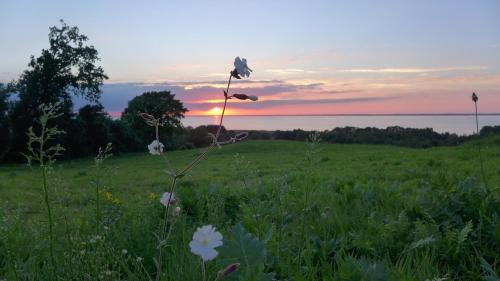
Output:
[{"xmin": 1, "ymin": 0, "xmax": 499, "ymax": 115}]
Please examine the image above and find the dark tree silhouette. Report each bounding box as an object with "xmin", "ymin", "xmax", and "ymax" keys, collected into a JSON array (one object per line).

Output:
[
  {"xmin": 0, "ymin": 83, "xmax": 12, "ymax": 160},
  {"xmin": 121, "ymin": 91, "xmax": 188, "ymax": 148},
  {"xmin": 7, "ymin": 20, "xmax": 108, "ymax": 160}
]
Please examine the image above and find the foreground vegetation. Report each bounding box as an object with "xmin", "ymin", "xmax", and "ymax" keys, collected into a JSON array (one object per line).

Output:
[{"xmin": 1, "ymin": 138, "xmax": 500, "ymax": 280}]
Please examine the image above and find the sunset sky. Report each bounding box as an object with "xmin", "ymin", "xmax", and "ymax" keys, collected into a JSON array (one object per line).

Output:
[{"xmin": 1, "ymin": 0, "xmax": 499, "ymax": 116}]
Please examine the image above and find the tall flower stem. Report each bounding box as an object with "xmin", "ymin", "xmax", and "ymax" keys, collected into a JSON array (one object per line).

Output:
[
  {"xmin": 177, "ymin": 74, "xmax": 232, "ymax": 176},
  {"xmin": 154, "ymin": 73, "xmax": 233, "ymax": 281},
  {"xmin": 38, "ymin": 119, "xmax": 56, "ymax": 274},
  {"xmin": 474, "ymin": 100, "xmax": 487, "ymax": 188},
  {"xmin": 201, "ymin": 259, "xmax": 207, "ymax": 281},
  {"xmin": 42, "ymin": 165, "xmax": 56, "ymax": 271},
  {"xmin": 23, "ymin": 104, "xmax": 64, "ymax": 278},
  {"xmin": 155, "ymin": 176, "xmax": 177, "ymax": 281},
  {"xmin": 95, "ymin": 171, "xmax": 101, "ymax": 235},
  {"xmin": 157, "ymin": 120, "xmax": 173, "ymax": 171},
  {"xmin": 474, "ymin": 99, "xmax": 487, "ymax": 248}
]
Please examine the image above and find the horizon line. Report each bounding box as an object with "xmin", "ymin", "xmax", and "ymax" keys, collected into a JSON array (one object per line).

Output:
[{"xmin": 186, "ymin": 113, "xmax": 500, "ymax": 117}]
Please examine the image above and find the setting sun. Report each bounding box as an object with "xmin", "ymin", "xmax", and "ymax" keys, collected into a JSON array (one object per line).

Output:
[{"xmin": 209, "ymin": 106, "xmax": 222, "ymax": 115}]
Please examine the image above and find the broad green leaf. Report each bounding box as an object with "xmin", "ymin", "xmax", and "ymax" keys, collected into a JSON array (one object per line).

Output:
[{"xmin": 218, "ymin": 223, "xmax": 273, "ymax": 281}]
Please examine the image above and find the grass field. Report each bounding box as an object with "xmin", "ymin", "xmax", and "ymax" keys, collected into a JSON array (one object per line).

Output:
[{"xmin": 1, "ymin": 138, "xmax": 500, "ymax": 280}]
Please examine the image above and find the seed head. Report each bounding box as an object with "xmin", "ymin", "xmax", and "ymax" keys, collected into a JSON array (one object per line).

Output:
[
  {"xmin": 472, "ymin": 92, "xmax": 478, "ymax": 103},
  {"xmin": 138, "ymin": 112, "xmax": 158, "ymax": 126}
]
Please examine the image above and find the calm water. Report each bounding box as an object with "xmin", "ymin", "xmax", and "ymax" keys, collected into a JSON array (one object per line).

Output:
[{"xmin": 183, "ymin": 115, "xmax": 500, "ymax": 135}]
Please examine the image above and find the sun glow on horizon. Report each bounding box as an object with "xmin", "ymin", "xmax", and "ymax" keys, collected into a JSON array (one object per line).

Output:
[
  {"xmin": 209, "ymin": 106, "xmax": 223, "ymax": 116},
  {"xmin": 187, "ymin": 106, "xmax": 247, "ymax": 116}
]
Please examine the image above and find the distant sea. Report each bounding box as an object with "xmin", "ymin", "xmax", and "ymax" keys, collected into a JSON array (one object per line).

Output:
[{"xmin": 182, "ymin": 114, "xmax": 500, "ymax": 135}]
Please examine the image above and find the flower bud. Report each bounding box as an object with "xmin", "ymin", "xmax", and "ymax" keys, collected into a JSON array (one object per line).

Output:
[
  {"xmin": 173, "ymin": 206, "xmax": 181, "ymax": 217},
  {"xmin": 232, "ymin": 94, "xmax": 250, "ymax": 100},
  {"xmin": 231, "ymin": 94, "xmax": 258, "ymax": 102},
  {"xmin": 217, "ymin": 263, "xmax": 240, "ymax": 279},
  {"xmin": 472, "ymin": 92, "xmax": 478, "ymax": 102},
  {"xmin": 231, "ymin": 69, "xmax": 242, "ymax": 79}
]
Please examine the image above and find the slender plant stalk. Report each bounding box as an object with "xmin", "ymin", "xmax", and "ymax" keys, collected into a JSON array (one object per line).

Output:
[
  {"xmin": 95, "ymin": 171, "xmax": 101, "ymax": 235},
  {"xmin": 7, "ymin": 250, "xmax": 21, "ymax": 281},
  {"xmin": 94, "ymin": 169, "xmax": 101, "ymax": 280},
  {"xmin": 38, "ymin": 121, "xmax": 56, "ymax": 273},
  {"xmin": 474, "ymin": 101, "xmax": 487, "ymax": 188},
  {"xmin": 157, "ymin": 120, "xmax": 173, "ymax": 171},
  {"xmin": 24, "ymin": 104, "xmax": 65, "ymax": 278},
  {"xmin": 155, "ymin": 176, "xmax": 177, "ymax": 281},
  {"xmin": 63, "ymin": 215, "xmax": 75, "ymax": 278},
  {"xmin": 474, "ymin": 100, "xmax": 488, "ymax": 248},
  {"xmin": 154, "ymin": 73, "xmax": 233, "ymax": 281},
  {"xmin": 201, "ymin": 259, "xmax": 207, "ymax": 281},
  {"xmin": 42, "ymin": 165, "xmax": 56, "ymax": 271},
  {"xmin": 177, "ymin": 74, "xmax": 232, "ymax": 176}
]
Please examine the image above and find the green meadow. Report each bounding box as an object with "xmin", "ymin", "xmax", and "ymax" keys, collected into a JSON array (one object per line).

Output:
[{"xmin": 1, "ymin": 138, "xmax": 500, "ymax": 280}]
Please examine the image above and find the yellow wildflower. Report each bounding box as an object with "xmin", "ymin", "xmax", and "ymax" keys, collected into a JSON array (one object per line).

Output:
[{"xmin": 148, "ymin": 192, "xmax": 157, "ymax": 200}]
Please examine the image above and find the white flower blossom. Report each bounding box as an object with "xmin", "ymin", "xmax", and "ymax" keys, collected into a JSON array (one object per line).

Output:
[
  {"xmin": 234, "ymin": 57, "xmax": 252, "ymax": 78},
  {"xmin": 160, "ymin": 192, "xmax": 176, "ymax": 206},
  {"xmin": 189, "ymin": 225, "xmax": 223, "ymax": 261},
  {"xmin": 122, "ymin": 249, "xmax": 128, "ymax": 255},
  {"xmin": 148, "ymin": 140, "xmax": 164, "ymax": 155}
]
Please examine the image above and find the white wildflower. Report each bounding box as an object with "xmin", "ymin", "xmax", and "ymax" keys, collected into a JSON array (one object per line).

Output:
[
  {"xmin": 189, "ymin": 225, "xmax": 223, "ymax": 261},
  {"xmin": 234, "ymin": 57, "xmax": 252, "ymax": 78},
  {"xmin": 122, "ymin": 249, "xmax": 128, "ymax": 255},
  {"xmin": 160, "ymin": 192, "xmax": 176, "ymax": 207},
  {"xmin": 136, "ymin": 256, "xmax": 144, "ymax": 262},
  {"xmin": 148, "ymin": 140, "xmax": 164, "ymax": 155}
]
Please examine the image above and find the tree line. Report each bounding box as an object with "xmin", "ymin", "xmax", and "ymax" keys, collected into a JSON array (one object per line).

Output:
[{"xmin": 244, "ymin": 125, "xmax": 500, "ymax": 148}]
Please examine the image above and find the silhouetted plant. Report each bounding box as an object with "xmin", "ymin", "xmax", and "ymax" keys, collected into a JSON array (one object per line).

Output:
[
  {"xmin": 93, "ymin": 142, "xmax": 113, "ymax": 236},
  {"xmin": 472, "ymin": 92, "xmax": 488, "ymax": 187},
  {"xmin": 140, "ymin": 57, "xmax": 258, "ymax": 281},
  {"xmin": 22, "ymin": 103, "xmax": 65, "ymax": 274}
]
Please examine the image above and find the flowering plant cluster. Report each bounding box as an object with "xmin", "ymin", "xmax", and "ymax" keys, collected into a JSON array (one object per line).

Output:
[{"xmin": 138, "ymin": 57, "xmax": 257, "ymax": 280}]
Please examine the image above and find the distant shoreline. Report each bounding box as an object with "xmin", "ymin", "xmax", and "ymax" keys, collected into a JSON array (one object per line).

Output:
[{"xmin": 186, "ymin": 113, "xmax": 500, "ymax": 117}]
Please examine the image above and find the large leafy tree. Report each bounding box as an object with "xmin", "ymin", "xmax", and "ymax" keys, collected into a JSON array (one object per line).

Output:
[
  {"xmin": 121, "ymin": 91, "xmax": 188, "ymax": 148},
  {"xmin": 7, "ymin": 20, "xmax": 108, "ymax": 160}
]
